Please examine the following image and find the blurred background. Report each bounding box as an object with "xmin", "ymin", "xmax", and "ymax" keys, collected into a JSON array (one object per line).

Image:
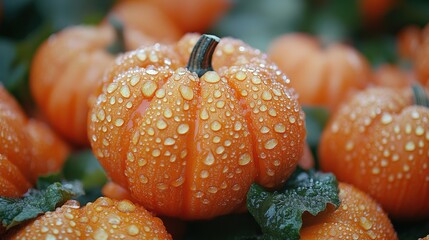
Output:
[{"xmin": 1, "ymin": 0, "xmax": 429, "ymax": 106}]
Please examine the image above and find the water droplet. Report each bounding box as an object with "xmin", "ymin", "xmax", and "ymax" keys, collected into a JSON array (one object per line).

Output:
[
  {"xmin": 240, "ymin": 90, "xmax": 248, "ymax": 96},
  {"xmin": 141, "ymin": 81, "xmax": 157, "ymax": 98},
  {"xmin": 107, "ymin": 83, "xmax": 118, "ymax": 93},
  {"xmin": 155, "ymin": 89, "xmax": 166, "ymax": 98},
  {"xmin": 372, "ymin": 167, "xmax": 380, "ymax": 175},
  {"xmin": 108, "ymin": 215, "xmax": 121, "ymax": 225},
  {"xmin": 260, "ymin": 126, "xmax": 270, "ymax": 134},
  {"xmin": 204, "ymin": 151, "xmax": 215, "ymax": 165},
  {"xmin": 179, "ymin": 85, "xmax": 194, "ymax": 100},
  {"xmin": 200, "ymin": 170, "xmax": 209, "ymax": 178},
  {"xmin": 208, "ymin": 186, "xmax": 218, "ymax": 193},
  {"xmin": 411, "ymin": 111, "xmax": 420, "ymax": 119},
  {"xmin": 288, "ymin": 115, "xmax": 296, "ymax": 123},
  {"xmin": 152, "ymin": 149, "xmax": 161, "ymax": 157},
  {"xmin": 251, "ymin": 76, "xmax": 261, "ymax": 84},
  {"xmin": 235, "ymin": 71, "xmax": 246, "ymax": 81},
  {"xmin": 163, "ymin": 108, "xmax": 173, "ymax": 118},
  {"xmin": 120, "ymin": 85, "xmax": 131, "ymax": 98},
  {"xmin": 212, "ymin": 136, "xmax": 221, "ymax": 143},
  {"xmin": 232, "ymin": 184, "xmax": 240, "ymax": 191},
  {"xmin": 200, "ymin": 108, "xmax": 209, "ymax": 120},
  {"xmin": 415, "ymin": 126, "xmax": 424, "ymax": 136},
  {"xmin": 216, "ymin": 146, "xmax": 225, "ymax": 154},
  {"xmin": 405, "ymin": 141, "xmax": 415, "ymax": 151},
  {"xmin": 381, "ymin": 113, "xmax": 392, "ymax": 124},
  {"xmin": 216, "ymin": 100, "xmax": 226, "ymax": 109},
  {"xmin": 269, "ymin": 109, "xmax": 277, "ymax": 117},
  {"xmin": 115, "ymin": 118, "xmax": 124, "ymax": 127},
  {"xmin": 239, "ymin": 153, "xmax": 251, "ymax": 165},
  {"xmin": 94, "ymin": 228, "xmax": 108, "ymax": 240},
  {"xmin": 127, "ymin": 225, "xmax": 140, "ymax": 236},
  {"xmin": 164, "ymin": 138, "xmax": 175, "ymax": 146},
  {"xmin": 203, "ymin": 71, "xmax": 220, "ymax": 83},
  {"xmin": 211, "ymin": 121, "xmax": 222, "ymax": 131},
  {"xmin": 345, "ymin": 141, "xmax": 354, "ymax": 151},
  {"xmin": 157, "ymin": 183, "xmax": 168, "ymax": 190},
  {"xmin": 234, "ymin": 121, "xmax": 242, "ymax": 131},
  {"xmin": 117, "ymin": 200, "xmax": 136, "ymax": 213},
  {"xmin": 137, "ymin": 52, "xmax": 147, "ymax": 61},
  {"xmin": 274, "ymin": 123, "xmax": 286, "ymax": 133},
  {"xmin": 177, "ymin": 124, "xmax": 190, "ymax": 134},
  {"xmin": 171, "ymin": 176, "xmax": 184, "ymax": 187},
  {"xmin": 97, "ymin": 110, "xmax": 105, "ymax": 121},
  {"xmin": 264, "ymin": 139, "xmax": 278, "ymax": 150},
  {"xmin": 359, "ymin": 217, "xmax": 373, "ymax": 230},
  {"xmin": 156, "ymin": 119, "xmax": 168, "ymax": 130},
  {"xmin": 262, "ymin": 91, "xmax": 272, "ymax": 101}
]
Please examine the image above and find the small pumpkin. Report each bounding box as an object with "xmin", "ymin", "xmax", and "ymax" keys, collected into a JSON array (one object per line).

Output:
[
  {"xmin": 373, "ymin": 63, "xmax": 413, "ymax": 89},
  {"xmin": 8, "ymin": 197, "xmax": 171, "ymax": 239},
  {"xmin": 319, "ymin": 85, "xmax": 429, "ymax": 219},
  {"xmin": 397, "ymin": 24, "xmax": 429, "ymax": 88},
  {"xmin": 115, "ymin": 0, "xmax": 230, "ymax": 34},
  {"xmin": 0, "ymin": 85, "xmax": 68, "ymax": 197},
  {"xmin": 30, "ymin": 20, "xmax": 153, "ymax": 145},
  {"xmin": 300, "ymin": 183, "xmax": 397, "ymax": 239},
  {"xmin": 267, "ymin": 33, "xmax": 372, "ymax": 111},
  {"xmin": 89, "ymin": 34, "xmax": 306, "ymax": 219}
]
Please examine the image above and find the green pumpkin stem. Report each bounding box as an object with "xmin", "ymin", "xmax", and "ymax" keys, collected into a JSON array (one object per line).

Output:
[
  {"xmin": 412, "ymin": 84, "xmax": 429, "ymax": 107},
  {"xmin": 186, "ymin": 34, "xmax": 220, "ymax": 77},
  {"xmin": 106, "ymin": 16, "xmax": 125, "ymax": 54}
]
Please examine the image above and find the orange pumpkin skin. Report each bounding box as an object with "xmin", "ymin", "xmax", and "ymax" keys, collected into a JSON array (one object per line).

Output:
[
  {"xmin": 267, "ymin": 33, "xmax": 372, "ymax": 111},
  {"xmin": 300, "ymin": 183, "xmax": 397, "ymax": 240},
  {"xmin": 30, "ymin": 25, "xmax": 152, "ymax": 145},
  {"xmin": 89, "ymin": 34, "xmax": 306, "ymax": 219},
  {"xmin": 373, "ymin": 64, "xmax": 413, "ymax": 89},
  {"xmin": 110, "ymin": 1, "xmax": 183, "ymax": 43},
  {"xmin": 397, "ymin": 24, "xmax": 429, "ymax": 88},
  {"xmin": 319, "ymin": 87, "xmax": 429, "ymax": 220},
  {"xmin": 0, "ymin": 85, "xmax": 69, "ymax": 197},
  {"xmin": 9, "ymin": 198, "xmax": 172, "ymax": 240}
]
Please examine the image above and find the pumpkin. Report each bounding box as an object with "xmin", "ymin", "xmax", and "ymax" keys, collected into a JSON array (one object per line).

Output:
[
  {"xmin": 397, "ymin": 24, "xmax": 429, "ymax": 88},
  {"xmin": 0, "ymin": 85, "xmax": 68, "ymax": 197},
  {"xmin": 88, "ymin": 34, "xmax": 306, "ymax": 219},
  {"xmin": 267, "ymin": 33, "xmax": 372, "ymax": 111},
  {"xmin": 319, "ymin": 85, "xmax": 429, "ymax": 219},
  {"xmin": 109, "ymin": 0, "xmax": 183, "ymax": 43},
  {"xmin": 300, "ymin": 183, "xmax": 397, "ymax": 239},
  {"xmin": 8, "ymin": 197, "xmax": 171, "ymax": 239},
  {"xmin": 373, "ymin": 63, "xmax": 413, "ymax": 89},
  {"xmin": 30, "ymin": 21, "xmax": 153, "ymax": 145},
  {"xmin": 116, "ymin": 0, "xmax": 230, "ymax": 33}
]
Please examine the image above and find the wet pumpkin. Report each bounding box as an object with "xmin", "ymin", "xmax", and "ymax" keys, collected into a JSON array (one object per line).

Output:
[
  {"xmin": 319, "ymin": 85, "xmax": 429, "ymax": 220},
  {"xmin": 0, "ymin": 85, "xmax": 68, "ymax": 197},
  {"xmin": 30, "ymin": 20, "xmax": 153, "ymax": 145},
  {"xmin": 88, "ymin": 34, "xmax": 306, "ymax": 219},
  {"xmin": 300, "ymin": 183, "xmax": 397, "ymax": 239},
  {"xmin": 8, "ymin": 197, "xmax": 171, "ymax": 239}
]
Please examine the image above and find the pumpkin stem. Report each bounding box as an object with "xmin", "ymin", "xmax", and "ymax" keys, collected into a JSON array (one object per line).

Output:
[
  {"xmin": 106, "ymin": 16, "xmax": 125, "ymax": 54},
  {"xmin": 186, "ymin": 34, "xmax": 220, "ymax": 77},
  {"xmin": 412, "ymin": 84, "xmax": 429, "ymax": 107}
]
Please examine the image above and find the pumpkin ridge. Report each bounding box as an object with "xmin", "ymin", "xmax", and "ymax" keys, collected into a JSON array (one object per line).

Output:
[
  {"xmin": 182, "ymin": 77, "xmax": 202, "ymax": 217},
  {"xmin": 224, "ymin": 72, "xmax": 259, "ymax": 181}
]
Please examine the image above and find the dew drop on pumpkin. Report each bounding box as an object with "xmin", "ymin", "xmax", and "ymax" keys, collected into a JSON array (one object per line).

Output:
[
  {"xmin": 117, "ymin": 200, "xmax": 136, "ymax": 213},
  {"xmin": 264, "ymin": 139, "xmax": 278, "ymax": 149},
  {"xmin": 179, "ymin": 85, "xmax": 194, "ymax": 100},
  {"xmin": 115, "ymin": 118, "xmax": 124, "ymax": 127},
  {"xmin": 415, "ymin": 126, "xmax": 424, "ymax": 136},
  {"xmin": 239, "ymin": 153, "xmax": 251, "ymax": 166},
  {"xmin": 152, "ymin": 149, "xmax": 161, "ymax": 157},
  {"xmin": 203, "ymin": 71, "xmax": 220, "ymax": 83},
  {"xmin": 381, "ymin": 113, "xmax": 393, "ymax": 125},
  {"xmin": 120, "ymin": 85, "xmax": 131, "ymax": 98},
  {"xmin": 262, "ymin": 91, "xmax": 272, "ymax": 101},
  {"xmin": 164, "ymin": 138, "xmax": 176, "ymax": 146},
  {"xmin": 156, "ymin": 119, "xmax": 168, "ymax": 130},
  {"xmin": 200, "ymin": 108, "xmax": 209, "ymax": 120},
  {"xmin": 200, "ymin": 170, "xmax": 209, "ymax": 178},
  {"xmin": 288, "ymin": 115, "xmax": 296, "ymax": 123},
  {"xmin": 204, "ymin": 151, "xmax": 215, "ymax": 166},
  {"xmin": 94, "ymin": 228, "xmax": 109, "ymax": 240},
  {"xmin": 235, "ymin": 71, "xmax": 246, "ymax": 81},
  {"xmin": 142, "ymin": 81, "xmax": 158, "ymax": 98},
  {"xmin": 405, "ymin": 141, "xmax": 416, "ymax": 151},
  {"xmin": 127, "ymin": 225, "xmax": 140, "ymax": 236},
  {"xmin": 359, "ymin": 217, "xmax": 373, "ymax": 230},
  {"xmin": 155, "ymin": 89, "xmax": 166, "ymax": 98},
  {"xmin": 274, "ymin": 123, "xmax": 286, "ymax": 133},
  {"xmin": 177, "ymin": 124, "xmax": 190, "ymax": 134},
  {"xmin": 211, "ymin": 121, "xmax": 222, "ymax": 131}
]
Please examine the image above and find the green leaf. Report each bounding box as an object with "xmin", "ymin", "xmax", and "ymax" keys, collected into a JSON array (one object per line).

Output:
[
  {"xmin": 0, "ymin": 181, "xmax": 83, "ymax": 229},
  {"xmin": 247, "ymin": 168, "xmax": 340, "ymax": 240}
]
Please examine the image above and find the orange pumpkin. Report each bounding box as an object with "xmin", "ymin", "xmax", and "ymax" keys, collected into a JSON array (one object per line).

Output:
[
  {"xmin": 319, "ymin": 86, "xmax": 429, "ymax": 219},
  {"xmin": 397, "ymin": 24, "xmax": 429, "ymax": 88},
  {"xmin": 8, "ymin": 197, "xmax": 171, "ymax": 239},
  {"xmin": 373, "ymin": 63, "xmax": 413, "ymax": 89},
  {"xmin": 89, "ymin": 34, "xmax": 306, "ymax": 219},
  {"xmin": 300, "ymin": 183, "xmax": 397, "ymax": 239},
  {"xmin": 30, "ymin": 22, "xmax": 153, "ymax": 145},
  {"xmin": 267, "ymin": 33, "xmax": 372, "ymax": 111},
  {"xmin": 116, "ymin": 0, "xmax": 230, "ymax": 33},
  {"xmin": 0, "ymin": 85, "xmax": 68, "ymax": 197}
]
